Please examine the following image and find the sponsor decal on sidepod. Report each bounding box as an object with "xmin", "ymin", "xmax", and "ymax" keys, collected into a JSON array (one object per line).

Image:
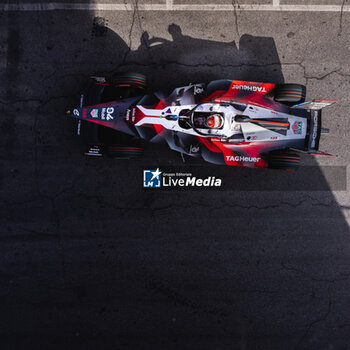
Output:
[
  {"xmin": 225, "ymin": 156, "xmax": 261, "ymax": 162},
  {"xmin": 232, "ymin": 85, "xmax": 267, "ymax": 93}
]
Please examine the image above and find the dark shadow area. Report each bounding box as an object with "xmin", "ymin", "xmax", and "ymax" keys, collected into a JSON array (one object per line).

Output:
[
  {"xmin": 121, "ymin": 23, "xmax": 285, "ymax": 89},
  {"xmin": 0, "ymin": 8, "xmax": 350, "ymax": 350}
]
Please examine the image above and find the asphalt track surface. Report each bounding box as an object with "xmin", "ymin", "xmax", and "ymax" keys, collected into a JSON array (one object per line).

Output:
[{"xmin": 1, "ymin": 1, "xmax": 350, "ymax": 349}]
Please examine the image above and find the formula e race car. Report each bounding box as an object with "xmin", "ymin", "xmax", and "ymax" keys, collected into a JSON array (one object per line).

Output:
[{"xmin": 66, "ymin": 72, "xmax": 337, "ymax": 170}]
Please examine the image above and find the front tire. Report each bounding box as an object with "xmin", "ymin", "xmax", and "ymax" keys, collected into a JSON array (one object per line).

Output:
[
  {"xmin": 102, "ymin": 72, "xmax": 147, "ymax": 102},
  {"xmin": 111, "ymin": 72, "xmax": 147, "ymax": 90}
]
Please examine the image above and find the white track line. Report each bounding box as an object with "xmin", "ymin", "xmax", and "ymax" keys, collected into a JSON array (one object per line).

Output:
[
  {"xmin": 1, "ymin": 3, "xmax": 350, "ymax": 12},
  {"xmin": 166, "ymin": 0, "xmax": 173, "ymax": 10}
]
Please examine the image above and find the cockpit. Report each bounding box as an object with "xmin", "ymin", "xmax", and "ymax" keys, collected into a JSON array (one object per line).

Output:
[
  {"xmin": 181, "ymin": 102, "xmax": 243, "ymax": 138},
  {"xmin": 192, "ymin": 112, "xmax": 224, "ymax": 129}
]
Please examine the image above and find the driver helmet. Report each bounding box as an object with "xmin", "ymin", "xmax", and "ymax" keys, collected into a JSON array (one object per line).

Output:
[{"xmin": 206, "ymin": 114, "xmax": 224, "ymax": 128}]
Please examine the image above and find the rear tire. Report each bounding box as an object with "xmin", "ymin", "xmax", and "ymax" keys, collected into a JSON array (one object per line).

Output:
[
  {"xmin": 106, "ymin": 145, "xmax": 143, "ymax": 158},
  {"xmin": 269, "ymin": 151, "xmax": 300, "ymax": 171},
  {"xmin": 274, "ymin": 83, "xmax": 306, "ymax": 105}
]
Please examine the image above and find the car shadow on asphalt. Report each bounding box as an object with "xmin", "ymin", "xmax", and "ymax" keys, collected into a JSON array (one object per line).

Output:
[{"xmin": 1, "ymin": 10, "xmax": 349, "ymax": 350}]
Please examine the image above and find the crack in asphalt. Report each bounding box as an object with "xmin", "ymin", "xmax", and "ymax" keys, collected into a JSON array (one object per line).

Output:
[
  {"xmin": 121, "ymin": 0, "xmax": 139, "ymax": 65},
  {"xmin": 51, "ymin": 196, "xmax": 69, "ymax": 289},
  {"xmin": 305, "ymin": 69, "xmax": 342, "ymax": 83},
  {"xmin": 118, "ymin": 60, "xmax": 284, "ymax": 69},
  {"xmin": 294, "ymin": 284, "xmax": 332, "ymax": 350},
  {"xmin": 33, "ymin": 107, "xmax": 40, "ymax": 199},
  {"xmin": 0, "ymin": 98, "xmax": 42, "ymax": 105},
  {"xmin": 43, "ymin": 71, "xmax": 86, "ymax": 82},
  {"xmin": 281, "ymin": 262, "xmax": 350, "ymax": 284},
  {"xmin": 280, "ymin": 60, "xmax": 349, "ymax": 85},
  {"xmin": 143, "ymin": 270, "xmax": 277, "ymax": 324},
  {"xmin": 0, "ymin": 95, "xmax": 72, "ymax": 106},
  {"xmin": 0, "ymin": 229, "xmax": 59, "ymax": 243},
  {"xmin": 118, "ymin": 200, "xmax": 311, "ymax": 215},
  {"xmin": 34, "ymin": 192, "xmax": 336, "ymax": 217},
  {"xmin": 146, "ymin": 273, "xmax": 229, "ymax": 318},
  {"xmin": 330, "ymin": 323, "xmax": 350, "ymax": 329},
  {"xmin": 4, "ymin": 192, "xmax": 336, "ymax": 212},
  {"xmin": 160, "ymin": 195, "xmax": 336, "ymax": 212},
  {"xmin": 134, "ymin": 0, "xmax": 146, "ymax": 48},
  {"xmin": 338, "ymin": 0, "xmax": 347, "ymax": 36},
  {"xmin": 231, "ymin": 0, "xmax": 240, "ymax": 38}
]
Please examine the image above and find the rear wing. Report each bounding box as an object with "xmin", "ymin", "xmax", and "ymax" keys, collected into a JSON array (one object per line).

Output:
[
  {"xmin": 307, "ymin": 109, "xmax": 322, "ymax": 152},
  {"xmin": 291, "ymin": 99, "xmax": 338, "ymax": 110},
  {"xmin": 291, "ymin": 99, "xmax": 338, "ymax": 153}
]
